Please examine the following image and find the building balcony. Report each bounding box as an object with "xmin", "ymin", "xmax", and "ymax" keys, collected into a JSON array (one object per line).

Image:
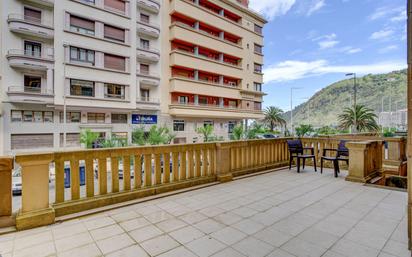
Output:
[
  {"xmin": 7, "ymin": 14, "xmax": 54, "ymax": 39},
  {"xmin": 136, "ymin": 97, "xmax": 160, "ymax": 110},
  {"xmin": 170, "ymin": 77, "xmax": 240, "ymax": 99},
  {"xmin": 7, "ymin": 86, "xmax": 54, "ymax": 104},
  {"xmin": 137, "ymin": 0, "xmax": 160, "ymax": 14},
  {"xmin": 137, "ymin": 47, "xmax": 160, "ymax": 63},
  {"xmin": 137, "ymin": 70, "xmax": 160, "ymax": 80},
  {"xmin": 137, "ymin": 21, "xmax": 160, "ymax": 38},
  {"xmin": 6, "ymin": 49, "xmax": 54, "ymax": 71},
  {"xmin": 25, "ymin": 0, "xmax": 54, "ymax": 7}
]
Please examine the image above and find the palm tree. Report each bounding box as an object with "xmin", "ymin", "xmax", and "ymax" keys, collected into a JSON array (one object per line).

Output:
[
  {"xmin": 231, "ymin": 125, "xmax": 244, "ymax": 140},
  {"xmin": 196, "ymin": 125, "xmax": 214, "ymax": 142},
  {"xmin": 338, "ymin": 104, "xmax": 379, "ymax": 132},
  {"xmin": 80, "ymin": 129, "xmax": 99, "ymax": 149},
  {"xmin": 264, "ymin": 106, "xmax": 286, "ymax": 131}
]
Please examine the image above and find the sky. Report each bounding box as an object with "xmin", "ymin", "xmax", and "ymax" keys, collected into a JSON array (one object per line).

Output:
[{"xmin": 249, "ymin": 0, "xmax": 407, "ymax": 111}]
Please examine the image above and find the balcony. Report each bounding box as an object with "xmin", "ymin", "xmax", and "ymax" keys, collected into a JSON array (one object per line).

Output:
[
  {"xmin": 7, "ymin": 86, "xmax": 54, "ymax": 104},
  {"xmin": 6, "ymin": 49, "xmax": 54, "ymax": 71},
  {"xmin": 137, "ymin": 70, "xmax": 160, "ymax": 80},
  {"xmin": 170, "ymin": 77, "xmax": 241, "ymax": 99},
  {"xmin": 7, "ymin": 14, "xmax": 54, "ymax": 39},
  {"xmin": 137, "ymin": 47, "xmax": 160, "ymax": 63},
  {"xmin": 25, "ymin": 0, "xmax": 54, "ymax": 7},
  {"xmin": 136, "ymin": 97, "xmax": 160, "ymax": 110},
  {"xmin": 137, "ymin": 0, "xmax": 160, "ymax": 14},
  {"xmin": 137, "ymin": 20, "xmax": 160, "ymax": 38}
]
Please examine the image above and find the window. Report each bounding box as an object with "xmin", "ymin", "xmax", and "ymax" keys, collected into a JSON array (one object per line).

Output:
[
  {"xmin": 24, "ymin": 7, "xmax": 41, "ymax": 23},
  {"xmin": 204, "ymin": 121, "xmax": 213, "ymax": 127},
  {"xmin": 140, "ymin": 39, "xmax": 150, "ymax": 49},
  {"xmin": 11, "ymin": 111, "xmax": 23, "ymax": 122},
  {"xmin": 24, "ymin": 41, "xmax": 41, "ymax": 57},
  {"xmin": 139, "ymin": 64, "xmax": 149, "ymax": 75},
  {"xmin": 104, "ymin": 0, "xmax": 126, "ymax": 13},
  {"xmin": 44, "ymin": 112, "xmax": 54, "ymax": 122},
  {"xmin": 254, "ymin": 44, "xmax": 262, "ymax": 54},
  {"xmin": 70, "ymin": 15, "xmax": 95, "ymax": 35},
  {"xmin": 60, "ymin": 112, "xmax": 81, "ymax": 123},
  {"xmin": 254, "ymin": 63, "xmax": 262, "ymax": 73},
  {"xmin": 254, "ymin": 82, "xmax": 262, "ymax": 92},
  {"xmin": 104, "ymin": 54, "xmax": 126, "ymax": 71},
  {"xmin": 70, "ymin": 79, "xmax": 94, "ymax": 97},
  {"xmin": 140, "ymin": 89, "xmax": 150, "ymax": 101},
  {"xmin": 199, "ymin": 96, "xmax": 208, "ymax": 105},
  {"xmin": 24, "ymin": 75, "xmax": 41, "ymax": 93},
  {"xmin": 70, "ymin": 47, "xmax": 95, "ymax": 64},
  {"xmin": 104, "ymin": 25, "xmax": 125, "ymax": 42},
  {"xmin": 254, "ymin": 24, "xmax": 262, "ymax": 34},
  {"xmin": 228, "ymin": 121, "xmax": 236, "ymax": 133},
  {"xmin": 112, "ymin": 113, "xmax": 127, "ymax": 123},
  {"xmin": 178, "ymin": 96, "xmax": 188, "ymax": 104},
  {"xmin": 173, "ymin": 120, "xmax": 185, "ymax": 131},
  {"xmin": 12, "ymin": 110, "xmax": 53, "ymax": 122},
  {"xmin": 140, "ymin": 13, "xmax": 150, "ymax": 23},
  {"xmin": 254, "ymin": 102, "xmax": 262, "ymax": 110},
  {"xmin": 105, "ymin": 83, "xmax": 125, "ymax": 99},
  {"xmin": 87, "ymin": 113, "xmax": 105, "ymax": 123}
]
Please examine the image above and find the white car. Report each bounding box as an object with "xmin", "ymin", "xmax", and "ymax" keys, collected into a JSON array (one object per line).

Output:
[{"xmin": 12, "ymin": 168, "xmax": 22, "ymax": 195}]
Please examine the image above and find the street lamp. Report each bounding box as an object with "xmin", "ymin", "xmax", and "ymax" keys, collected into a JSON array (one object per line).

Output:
[
  {"xmin": 345, "ymin": 73, "xmax": 357, "ymax": 133},
  {"xmin": 290, "ymin": 87, "xmax": 301, "ymax": 134}
]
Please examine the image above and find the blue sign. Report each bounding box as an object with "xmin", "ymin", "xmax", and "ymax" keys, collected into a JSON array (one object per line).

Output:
[{"xmin": 132, "ymin": 114, "xmax": 157, "ymax": 124}]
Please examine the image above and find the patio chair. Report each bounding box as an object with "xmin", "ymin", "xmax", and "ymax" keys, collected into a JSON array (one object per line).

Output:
[
  {"xmin": 287, "ymin": 139, "xmax": 317, "ymax": 173},
  {"xmin": 320, "ymin": 140, "xmax": 349, "ymax": 177}
]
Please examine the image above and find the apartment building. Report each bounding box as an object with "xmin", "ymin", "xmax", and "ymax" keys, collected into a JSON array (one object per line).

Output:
[
  {"xmin": 161, "ymin": 0, "xmax": 267, "ymax": 143},
  {"xmin": 0, "ymin": 0, "xmax": 162, "ymax": 154}
]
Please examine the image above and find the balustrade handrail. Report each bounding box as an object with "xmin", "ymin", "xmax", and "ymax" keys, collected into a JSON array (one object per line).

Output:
[
  {"xmin": 8, "ymin": 13, "xmax": 53, "ymax": 27},
  {"xmin": 7, "ymin": 49, "xmax": 54, "ymax": 59},
  {"xmin": 137, "ymin": 97, "xmax": 160, "ymax": 103},
  {"xmin": 137, "ymin": 0, "xmax": 160, "ymax": 9}
]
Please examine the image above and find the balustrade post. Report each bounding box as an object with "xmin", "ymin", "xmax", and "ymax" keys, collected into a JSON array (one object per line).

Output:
[
  {"xmin": 216, "ymin": 143, "xmax": 232, "ymax": 182},
  {"xmin": 15, "ymin": 153, "xmax": 55, "ymax": 230},
  {"xmin": 0, "ymin": 157, "xmax": 13, "ymax": 217},
  {"xmin": 346, "ymin": 141, "xmax": 383, "ymax": 183}
]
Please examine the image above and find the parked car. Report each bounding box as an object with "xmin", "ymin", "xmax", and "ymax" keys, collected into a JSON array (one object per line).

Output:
[
  {"xmin": 12, "ymin": 168, "xmax": 22, "ymax": 195},
  {"xmin": 256, "ymin": 134, "xmax": 279, "ymax": 139}
]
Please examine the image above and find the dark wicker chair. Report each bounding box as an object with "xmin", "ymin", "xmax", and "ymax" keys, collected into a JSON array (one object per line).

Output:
[
  {"xmin": 320, "ymin": 140, "xmax": 349, "ymax": 177},
  {"xmin": 287, "ymin": 139, "xmax": 317, "ymax": 173}
]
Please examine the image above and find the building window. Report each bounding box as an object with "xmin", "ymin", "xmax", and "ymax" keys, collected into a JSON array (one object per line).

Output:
[
  {"xmin": 104, "ymin": 54, "xmax": 126, "ymax": 71},
  {"xmin": 80, "ymin": 0, "xmax": 96, "ymax": 4},
  {"xmin": 104, "ymin": 0, "xmax": 126, "ymax": 13},
  {"xmin": 254, "ymin": 63, "xmax": 262, "ymax": 73},
  {"xmin": 228, "ymin": 121, "xmax": 236, "ymax": 133},
  {"xmin": 178, "ymin": 96, "xmax": 188, "ymax": 104},
  {"xmin": 70, "ymin": 47, "xmax": 95, "ymax": 64},
  {"xmin": 228, "ymin": 100, "xmax": 237, "ymax": 108},
  {"xmin": 24, "ymin": 75, "xmax": 41, "ymax": 93},
  {"xmin": 140, "ymin": 13, "xmax": 150, "ymax": 23},
  {"xmin": 12, "ymin": 110, "xmax": 53, "ymax": 122},
  {"xmin": 87, "ymin": 113, "xmax": 105, "ymax": 123},
  {"xmin": 70, "ymin": 15, "xmax": 95, "ymax": 35},
  {"xmin": 139, "ymin": 64, "xmax": 149, "ymax": 75},
  {"xmin": 254, "ymin": 82, "xmax": 262, "ymax": 92},
  {"xmin": 140, "ymin": 89, "xmax": 150, "ymax": 101},
  {"xmin": 140, "ymin": 39, "xmax": 150, "ymax": 49},
  {"xmin": 24, "ymin": 41, "xmax": 41, "ymax": 57},
  {"xmin": 204, "ymin": 121, "xmax": 213, "ymax": 127},
  {"xmin": 173, "ymin": 120, "xmax": 185, "ymax": 131},
  {"xmin": 104, "ymin": 25, "xmax": 125, "ymax": 42},
  {"xmin": 111, "ymin": 113, "xmax": 127, "ymax": 123},
  {"xmin": 254, "ymin": 24, "xmax": 262, "ymax": 34},
  {"xmin": 254, "ymin": 44, "xmax": 262, "ymax": 54},
  {"xmin": 70, "ymin": 79, "xmax": 94, "ymax": 97},
  {"xmin": 24, "ymin": 7, "xmax": 41, "ymax": 23},
  {"xmin": 254, "ymin": 102, "xmax": 262, "ymax": 110},
  {"xmin": 105, "ymin": 83, "xmax": 125, "ymax": 99},
  {"xmin": 60, "ymin": 112, "xmax": 81, "ymax": 123}
]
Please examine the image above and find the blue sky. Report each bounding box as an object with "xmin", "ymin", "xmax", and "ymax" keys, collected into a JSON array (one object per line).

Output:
[{"xmin": 249, "ymin": 0, "xmax": 407, "ymax": 111}]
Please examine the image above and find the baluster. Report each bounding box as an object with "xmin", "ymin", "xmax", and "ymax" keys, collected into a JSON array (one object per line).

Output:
[
  {"xmin": 202, "ymin": 149, "xmax": 208, "ymax": 176},
  {"xmin": 98, "ymin": 157, "xmax": 107, "ymax": 195},
  {"xmin": 55, "ymin": 156, "xmax": 64, "ymax": 203},
  {"xmin": 85, "ymin": 156, "xmax": 94, "ymax": 197},
  {"xmin": 123, "ymin": 155, "xmax": 131, "ymax": 191},
  {"xmin": 154, "ymin": 153, "xmax": 161, "ymax": 185},
  {"xmin": 135, "ymin": 154, "xmax": 142, "ymax": 189},
  {"xmin": 144, "ymin": 154, "xmax": 152, "ymax": 187},
  {"xmin": 163, "ymin": 152, "xmax": 171, "ymax": 183},
  {"xmin": 172, "ymin": 151, "xmax": 179, "ymax": 181},
  {"xmin": 70, "ymin": 158, "xmax": 80, "ymax": 200},
  {"xmin": 195, "ymin": 150, "xmax": 201, "ymax": 177},
  {"xmin": 210, "ymin": 148, "xmax": 215, "ymax": 175},
  {"xmin": 231, "ymin": 148, "xmax": 236, "ymax": 170},
  {"xmin": 180, "ymin": 150, "xmax": 187, "ymax": 180},
  {"xmin": 188, "ymin": 150, "xmax": 194, "ymax": 178},
  {"xmin": 111, "ymin": 157, "xmax": 119, "ymax": 193},
  {"xmin": 241, "ymin": 146, "xmax": 246, "ymax": 169}
]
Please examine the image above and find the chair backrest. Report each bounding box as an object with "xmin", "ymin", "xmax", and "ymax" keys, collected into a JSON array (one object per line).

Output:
[
  {"xmin": 287, "ymin": 140, "xmax": 303, "ymax": 154},
  {"xmin": 337, "ymin": 140, "xmax": 349, "ymax": 157}
]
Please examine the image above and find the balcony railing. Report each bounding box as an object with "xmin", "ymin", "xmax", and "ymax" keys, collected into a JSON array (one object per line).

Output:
[
  {"xmin": 137, "ymin": 70, "xmax": 160, "ymax": 78},
  {"xmin": 171, "ymin": 101, "xmax": 262, "ymax": 112},
  {"xmin": 8, "ymin": 86, "xmax": 54, "ymax": 95},
  {"xmin": 137, "ymin": 0, "xmax": 160, "ymax": 13},
  {"xmin": 137, "ymin": 97, "xmax": 160, "ymax": 103},
  {"xmin": 104, "ymin": 93, "xmax": 125, "ymax": 100},
  {"xmin": 7, "ymin": 49, "xmax": 54, "ymax": 60},
  {"xmin": 8, "ymin": 13, "xmax": 53, "ymax": 27},
  {"xmin": 172, "ymin": 73, "xmax": 240, "ymax": 88},
  {"xmin": 172, "ymin": 48, "xmax": 241, "ymax": 68}
]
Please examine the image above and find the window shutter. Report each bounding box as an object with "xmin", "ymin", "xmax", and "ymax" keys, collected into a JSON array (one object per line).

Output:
[
  {"xmin": 70, "ymin": 16, "xmax": 95, "ymax": 31},
  {"xmin": 104, "ymin": 25, "xmax": 125, "ymax": 42},
  {"xmin": 104, "ymin": 0, "xmax": 126, "ymax": 12},
  {"xmin": 104, "ymin": 54, "xmax": 126, "ymax": 71},
  {"xmin": 24, "ymin": 8, "xmax": 41, "ymax": 22}
]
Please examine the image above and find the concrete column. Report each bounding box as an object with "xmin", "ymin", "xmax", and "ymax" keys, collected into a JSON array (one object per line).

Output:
[
  {"xmin": 219, "ymin": 97, "xmax": 224, "ymax": 107},
  {"xmin": 194, "ymin": 0, "xmax": 199, "ymax": 4},
  {"xmin": 219, "ymin": 53, "xmax": 224, "ymax": 62},
  {"xmin": 219, "ymin": 31, "xmax": 224, "ymax": 40},
  {"xmin": 194, "ymin": 70, "xmax": 199, "ymax": 80},
  {"xmin": 194, "ymin": 21, "xmax": 200, "ymax": 30},
  {"xmin": 46, "ymin": 68, "xmax": 53, "ymax": 94},
  {"xmin": 194, "ymin": 46, "xmax": 199, "ymax": 56},
  {"xmin": 216, "ymin": 143, "xmax": 232, "ymax": 182},
  {"xmin": 219, "ymin": 75, "xmax": 224, "ymax": 85},
  {"xmin": 219, "ymin": 9, "xmax": 224, "ymax": 16},
  {"xmin": 0, "ymin": 157, "xmax": 13, "ymax": 217},
  {"xmin": 194, "ymin": 95, "xmax": 199, "ymax": 105}
]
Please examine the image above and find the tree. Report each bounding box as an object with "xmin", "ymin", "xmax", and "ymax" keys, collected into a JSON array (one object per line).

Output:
[
  {"xmin": 231, "ymin": 125, "xmax": 244, "ymax": 140},
  {"xmin": 80, "ymin": 129, "xmax": 100, "ymax": 149},
  {"xmin": 132, "ymin": 127, "xmax": 146, "ymax": 146},
  {"xmin": 196, "ymin": 125, "xmax": 214, "ymax": 142},
  {"xmin": 295, "ymin": 124, "xmax": 314, "ymax": 137},
  {"xmin": 245, "ymin": 122, "xmax": 266, "ymax": 139},
  {"xmin": 338, "ymin": 104, "xmax": 379, "ymax": 132},
  {"xmin": 147, "ymin": 125, "xmax": 176, "ymax": 145},
  {"xmin": 264, "ymin": 106, "xmax": 286, "ymax": 131}
]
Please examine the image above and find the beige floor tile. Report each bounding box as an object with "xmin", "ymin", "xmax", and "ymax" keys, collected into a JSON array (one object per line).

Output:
[
  {"xmin": 57, "ymin": 243, "xmax": 102, "ymax": 257},
  {"xmin": 382, "ymin": 240, "xmax": 411, "ymax": 257},
  {"xmin": 194, "ymin": 219, "xmax": 226, "ymax": 234},
  {"xmin": 266, "ymin": 249, "xmax": 297, "ymax": 257},
  {"xmin": 232, "ymin": 219, "xmax": 265, "ymax": 235},
  {"xmin": 281, "ymin": 237, "xmax": 327, "ymax": 257},
  {"xmin": 129, "ymin": 224, "xmax": 163, "ymax": 242},
  {"xmin": 179, "ymin": 212, "xmax": 208, "ymax": 225},
  {"xmin": 144, "ymin": 211, "xmax": 174, "ymax": 223},
  {"xmin": 156, "ymin": 218, "xmax": 187, "ymax": 233},
  {"xmin": 55, "ymin": 231, "xmax": 94, "ymax": 253},
  {"xmin": 211, "ymin": 227, "xmax": 247, "ymax": 245},
  {"xmin": 90, "ymin": 224, "xmax": 124, "ymax": 241},
  {"xmin": 110, "ymin": 211, "xmax": 140, "ymax": 223},
  {"xmin": 331, "ymin": 239, "xmax": 380, "ymax": 257},
  {"xmin": 232, "ymin": 237, "xmax": 274, "ymax": 257},
  {"xmin": 186, "ymin": 236, "xmax": 226, "ymax": 257},
  {"xmin": 253, "ymin": 226, "xmax": 294, "ymax": 247},
  {"xmin": 105, "ymin": 244, "xmax": 149, "ymax": 257},
  {"xmin": 141, "ymin": 234, "xmax": 180, "ymax": 256},
  {"xmin": 96, "ymin": 233, "xmax": 135, "ymax": 255},
  {"xmin": 13, "ymin": 241, "xmax": 55, "ymax": 257},
  {"xmin": 213, "ymin": 212, "xmax": 243, "ymax": 226},
  {"xmin": 297, "ymin": 227, "xmax": 340, "ymax": 249},
  {"xmin": 157, "ymin": 246, "xmax": 197, "ymax": 257},
  {"xmin": 210, "ymin": 247, "xmax": 245, "ymax": 257},
  {"xmin": 14, "ymin": 230, "xmax": 53, "ymax": 250},
  {"xmin": 52, "ymin": 223, "xmax": 88, "ymax": 240},
  {"xmin": 120, "ymin": 217, "xmax": 150, "ymax": 232},
  {"xmin": 84, "ymin": 216, "xmax": 115, "ymax": 231},
  {"xmin": 230, "ymin": 207, "xmax": 258, "ymax": 218},
  {"xmin": 169, "ymin": 226, "xmax": 205, "ymax": 244},
  {"xmin": 0, "ymin": 239, "xmax": 13, "ymax": 254}
]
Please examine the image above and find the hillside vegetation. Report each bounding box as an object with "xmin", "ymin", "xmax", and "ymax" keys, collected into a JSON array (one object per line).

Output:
[{"xmin": 284, "ymin": 69, "xmax": 407, "ymax": 127}]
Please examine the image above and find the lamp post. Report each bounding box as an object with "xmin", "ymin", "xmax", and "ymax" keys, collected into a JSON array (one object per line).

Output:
[
  {"xmin": 346, "ymin": 73, "xmax": 357, "ymax": 133},
  {"xmin": 290, "ymin": 87, "xmax": 301, "ymax": 134}
]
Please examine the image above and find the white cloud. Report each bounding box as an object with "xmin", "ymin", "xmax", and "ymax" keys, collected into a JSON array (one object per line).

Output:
[
  {"xmin": 313, "ymin": 33, "xmax": 339, "ymax": 49},
  {"xmin": 370, "ymin": 29, "xmax": 394, "ymax": 40},
  {"xmin": 339, "ymin": 46, "xmax": 362, "ymax": 54},
  {"xmin": 369, "ymin": 6, "xmax": 405, "ymax": 21},
  {"xmin": 378, "ymin": 45, "xmax": 399, "ymax": 54},
  {"xmin": 307, "ymin": 0, "xmax": 325, "ymax": 16},
  {"xmin": 263, "ymin": 60, "xmax": 406, "ymax": 83},
  {"xmin": 249, "ymin": 0, "xmax": 296, "ymax": 21},
  {"xmin": 390, "ymin": 10, "xmax": 406, "ymax": 22}
]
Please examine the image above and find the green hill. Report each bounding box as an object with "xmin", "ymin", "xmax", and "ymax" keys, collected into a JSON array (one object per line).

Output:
[{"xmin": 284, "ymin": 69, "xmax": 407, "ymax": 127}]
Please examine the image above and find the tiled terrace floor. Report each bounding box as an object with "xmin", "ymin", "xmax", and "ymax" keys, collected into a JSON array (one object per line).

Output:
[{"xmin": 0, "ymin": 168, "xmax": 409, "ymax": 257}]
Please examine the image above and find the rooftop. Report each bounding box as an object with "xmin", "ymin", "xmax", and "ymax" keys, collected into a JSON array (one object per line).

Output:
[{"xmin": 0, "ymin": 168, "xmax": 408, "ymax": 257}]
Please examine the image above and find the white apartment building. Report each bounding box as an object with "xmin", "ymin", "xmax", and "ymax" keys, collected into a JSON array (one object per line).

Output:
[{"xmin": 0, "ymin": 0, "xmax": 162, "ymax": 155}]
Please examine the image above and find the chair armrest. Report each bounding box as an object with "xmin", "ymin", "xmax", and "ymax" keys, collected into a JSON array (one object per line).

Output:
[
  {"xmin": 303, "ymin": 147, "xmax": 314, "ymax": 155},
  {"xmin": 322, "ymin": 148, "xmax": 337, "ymax": 156}
]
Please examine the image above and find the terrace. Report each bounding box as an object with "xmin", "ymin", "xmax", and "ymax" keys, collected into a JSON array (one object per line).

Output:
[{"xmin": 0, "ymin": 136, "xmax": 410, "ymax": 256}]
